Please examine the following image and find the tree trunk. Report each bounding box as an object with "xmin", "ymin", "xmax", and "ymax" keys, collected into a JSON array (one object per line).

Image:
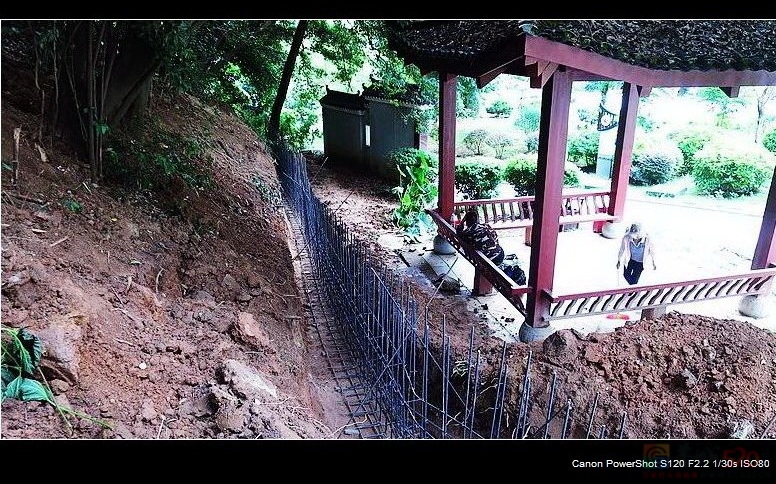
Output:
[
  {"xmin": 54, "ymin": 21, "xmax": 162, "ymax": 167},
  {"xmin": 267, "ymin": 20, "xmax": 308, "ymax": 141}
]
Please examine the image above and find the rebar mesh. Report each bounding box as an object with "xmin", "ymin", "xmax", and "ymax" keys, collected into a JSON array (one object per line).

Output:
[{"xmin": 273, "ymin": 142, "xmax": 626, "ymax": 439}]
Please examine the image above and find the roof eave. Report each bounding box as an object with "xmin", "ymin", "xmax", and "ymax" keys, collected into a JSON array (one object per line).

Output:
[{"xmin": 393, "ymin": 30, "xmax": 776, "ymax": 92}]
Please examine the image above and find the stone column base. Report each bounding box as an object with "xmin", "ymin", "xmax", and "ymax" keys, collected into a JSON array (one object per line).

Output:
[
  {"xmin": 739, "ymin": 294, "xmax": 773, "ymax": 319},
  {"xmin": 518, "ymin": 322, "xmax": 555, "ymax": 343},
  {"xmin": 601, "ymin": 221, "xmax": 624, "ymax": 239},
  {"xmin": 432, "ymin": 234, "xmax": 456, "ymax": 255}
]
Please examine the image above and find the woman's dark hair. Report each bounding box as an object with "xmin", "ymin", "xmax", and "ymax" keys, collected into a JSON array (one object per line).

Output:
[{"xmin": 463, "ymin": 209, "xmax": 479, "ymax": 226}]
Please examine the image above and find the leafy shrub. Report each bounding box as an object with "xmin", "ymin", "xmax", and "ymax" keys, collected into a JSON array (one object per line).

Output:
[
  {"xmin": 106, "ymin": 120, "xmax": 213, "ymax": 193},
  {"xmin": 462, "ymin": 129, "xmax": 489, "ymax": 156},
  {"xmin": 514, "ymin": 105, "xmax": 541, "ymax": 133},
  {"xmin": 2, "ymin": 325, "xmax": 111, "ymax": 431},
  {"xmin": 763, "ymin": 128, "xmax": 776, "ymax": 154},
  {"xmin": 524, "ymin": 131, "xmax": 540, "ymax": 153},
  {"xmin": 566, "ymin": 131, "xmax": 600, "ymax": 172},
  {"xmin": 485, "ymin": 131, "xmax": 522, "ymax": 159},
  {"xmin": 503, "ymin": 156, "xmax": 580, "ymax": 196},
  {"xmin": 388, "ymin": 148, "xmax": 438, "ymax": 240},
  {"xmin": 668, "ymin": 128, "xmax": 713, "ymax": 176},
  {"xmin": 629, "ymin": 144, "xmax": 682, "ymax": 186},
  {"xmin": 692, "ymin": 141, "xmax": 774, "ymax": 198},
  {"xmin": 62, "ymin": 198, "xmax": 82, "ymax": 213},
  {"xmin": 486, "ymin": 99, "xmax": 513, "ymax": 117},
  {"xmin": 564, "ymin": 163, "xmax": 582, "ymax": 188},
  {"xmin": 455, "ymin": 159, "xmax": 503, "ymax": 199}
]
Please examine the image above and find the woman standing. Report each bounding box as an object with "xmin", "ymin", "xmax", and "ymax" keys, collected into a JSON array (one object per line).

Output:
[{"xmin": 616, "ymin": 222, "xmax": 657, "ymax": 285}]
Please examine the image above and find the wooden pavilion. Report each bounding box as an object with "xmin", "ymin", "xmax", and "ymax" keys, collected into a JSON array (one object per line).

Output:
[{"xmin": 386, "ymin": 20, "xmax": 776, "ymax": 341}]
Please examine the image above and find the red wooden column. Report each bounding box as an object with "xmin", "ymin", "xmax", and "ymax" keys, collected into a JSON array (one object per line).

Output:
[
  {"xmin": 608, "ymin": 82, "xmax": 640, "ymax": 218},
  {"xmin": 752, "ymin": 167, "xmax": 776, "ymax": 269},
  {"xmin": 525, "ymin": 70, "xmax": 572, "ymax": 329},
  {"xmin": 437, "ymin": 72, "xmax": 457, "ymax": 222}
]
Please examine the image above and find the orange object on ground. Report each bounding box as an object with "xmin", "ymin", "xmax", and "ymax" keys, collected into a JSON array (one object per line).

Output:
[{"xmin": 606, "ymin": 313, "xmax": 631, "ymax": 320}]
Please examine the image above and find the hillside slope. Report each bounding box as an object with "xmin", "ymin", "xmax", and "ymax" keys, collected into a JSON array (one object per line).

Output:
[{"xmin": 1, "ymin": 57, "xmax": 349, "ymax": 438}]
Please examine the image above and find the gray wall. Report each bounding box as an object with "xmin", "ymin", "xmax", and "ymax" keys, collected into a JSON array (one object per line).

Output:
[
  {"xmin": 367, "ymin": 99, "xmax": 417, "ymax": 181},
  {"xmin": 321, "ymin": 107, "xmax": 366, "ymax": 166}
]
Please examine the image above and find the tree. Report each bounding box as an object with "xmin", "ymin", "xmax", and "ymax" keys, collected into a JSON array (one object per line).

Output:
[
  {"xmin": 268, "ymin": 20, "xmax": 308, "ymax": 141},
  {"xmin": 15, "ymin": 20, "xmax": 436, "ymax": 180},
  {"xmin": 457, "ymin": 77, "xmax": 480, "ymax": 117},
  {"xmin": 25, "ymin": 20, "xmax": 173, "ymax": 180},
  {"xmin": 697, "ymin": 87, "xmax": 745, "ymax": 128},
  {"xmin": 463, "ymin": 130, "xmax": 489, "ymax": 156},
  {"xmin": 755, "ymin": 86, "xmax": 776, "ymax": 143},
  {"xmin": 486, "ymin": 100, "xmax": 512, "ymax": 117}
]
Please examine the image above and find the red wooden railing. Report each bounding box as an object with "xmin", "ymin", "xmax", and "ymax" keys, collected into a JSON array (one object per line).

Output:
[
  {"xmin": 544, "ymin": 269, "xmax": 776, "ymax": 321},
  {"xmin": 452, "ymin": 189, "xmax": 614, "ymax": 230},
  {"xmin": 429, "ymin": 207, "xmax": 776, "ymax": 324},
  {"xmin": 427, "ymin": 209, "xmax": 529, "ymax": 314}
]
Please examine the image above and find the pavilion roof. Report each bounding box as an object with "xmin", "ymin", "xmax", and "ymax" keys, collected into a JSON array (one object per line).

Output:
[{"xmin": 385, "ymin": 20, "xmax": 776, "ymax": 89}]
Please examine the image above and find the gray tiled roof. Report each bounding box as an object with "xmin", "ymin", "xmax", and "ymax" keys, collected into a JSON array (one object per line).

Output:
[{"xmin": 387, "ymin": 20, "xmax": 776, "ymax": 73}]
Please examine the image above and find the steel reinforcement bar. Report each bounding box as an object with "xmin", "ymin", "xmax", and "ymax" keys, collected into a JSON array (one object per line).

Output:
[{"xmin": 272, "ymin": 142, "xmax": 626, "ymax": 439}]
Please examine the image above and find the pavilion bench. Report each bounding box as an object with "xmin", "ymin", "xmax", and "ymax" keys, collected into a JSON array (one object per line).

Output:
[{"xmin": 451, "ymin": 189, "xmax": 617, "ymax": 245}]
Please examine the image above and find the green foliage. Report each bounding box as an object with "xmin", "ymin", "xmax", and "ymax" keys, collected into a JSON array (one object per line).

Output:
[
  {"xmin": 486, "ymin": 99, "xmax": 513, "ymax": 117},
  {"xmin": 692, "ymin": 141, "xmax": 774, "ymax": 198},
  {"xmin": 159, "ymin": 21, "xmax": 296, "ymax": 139},
  {"xmin": 629, "ymin": 144, "xmax": 682, "ymax": 186},
  {"xmin": 455, "ymin": 160, "xmax": 503, "ymax": 199},
  {"xmin": 278, "ymin": 76, "xmax": 322, "ymax": 150},
  {"xmin": 62, "ymin": 198, "xmax": 82, "ymax": 213},
  {"xmin": 668, "ymin": 128, "xmax": 713, "ymax": 176},
  {"xmin": 525, "ymin": 131, "xmax": 540, "ymax": 153},
  {"xmin": 503, "ymin": 158, "xmax": 538, "ymax": 196},
  {"xmin": 250, "ymin": 175, "xmax": 282, "ymax": 205},
  {"xmin": 696, "ymin": 87, "xmax": 746, "ymax": 128},
  {"xmin": 105, "ymin": 119, "xmax": 213, "ymax": 193},
  {"xmin": 155, "ymin": 20, "xmax": 408, "ymax": 147},
  {"xmin": 566, "ymin": 131, "xmax": 600, "ymax": 171},
  {"xmin": 1, "ymin": 325, "xmax": 111, "ymax": 431},
  {"xmin": 485, "ymin": 131, "xmax": 520, "ymax": 159},
  {"xmin": 389, "ymin": 148, "xmax": 438, "ymax": 241},
  {"xmin": 565, "ymin": 163, "xmax": 582, "ymax": 188},
  {"xmin": 763, "ymin": 128, "xmax": 776, "ymax": 154},
  {"xmin": 514, "ymin": 105, "xmax": 541, "ymax": 133},
  {"xmin": 502, "ymin": 156, "xmax": 580, "ymax": 196},
  {"xmin": 457, "ymin": 77, "xmax": 480, "ymax": 118},
  {"xmin": 462, "ymin": 129, "xmax": 489, "ymax": 156},
  {"xmin": 349, "ymin": 22, "xmax": 437, "ymax": 135}
]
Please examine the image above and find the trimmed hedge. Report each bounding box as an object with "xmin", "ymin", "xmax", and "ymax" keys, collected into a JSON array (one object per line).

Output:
[
  {"xmin": 629, "ymin": 144, "xmax": 682, "ymax": 186},
  {"xmin": 503, "ymin": 156, "xmax": 581, "ymax": 196},
  {"xmin": 455, "ymin": 159, "xmax": 503, "ymax": 199},
  {"xmin": 691, "ymin": 141, "xmax": 774, "ymax": 198}
]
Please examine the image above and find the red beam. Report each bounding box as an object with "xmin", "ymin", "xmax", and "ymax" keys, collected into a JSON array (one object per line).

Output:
[
  {"xmin": 526, "ymin": 69, "xmax": 573, "ymax": 328},
  {"xmin": 476, "ymin": 58, "xmax": 521, "ymax": 88},
  {"xmin": 437, "ymin": 73, "xmax": 457, "ymax": 221},
  {"xmin": 609, "ymin": 82, "xmax": 640, "ymax": 218},
  {"xmin": 753, "ymin": 167, "xmax": 776, "ymax": 269},
  {"xmin": 522, "ymin": 34, "xmax": 776, "ymax": 88}
]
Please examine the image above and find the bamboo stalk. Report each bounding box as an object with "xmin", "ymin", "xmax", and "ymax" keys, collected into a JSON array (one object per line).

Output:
[{"xmin": 12, "ymin": 127, "xmax": 21, "ymax": 186}]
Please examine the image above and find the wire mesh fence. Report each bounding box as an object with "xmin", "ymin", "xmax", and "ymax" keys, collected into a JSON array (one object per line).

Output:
[{"xmin": 273, "ymin": 142, "xmax": 626, "ymax": 439}]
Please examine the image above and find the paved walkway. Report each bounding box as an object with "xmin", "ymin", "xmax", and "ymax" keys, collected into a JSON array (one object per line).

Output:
[{"xmin": 398, "ymin": 189, "xmax": 776, "ymax": 342}]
